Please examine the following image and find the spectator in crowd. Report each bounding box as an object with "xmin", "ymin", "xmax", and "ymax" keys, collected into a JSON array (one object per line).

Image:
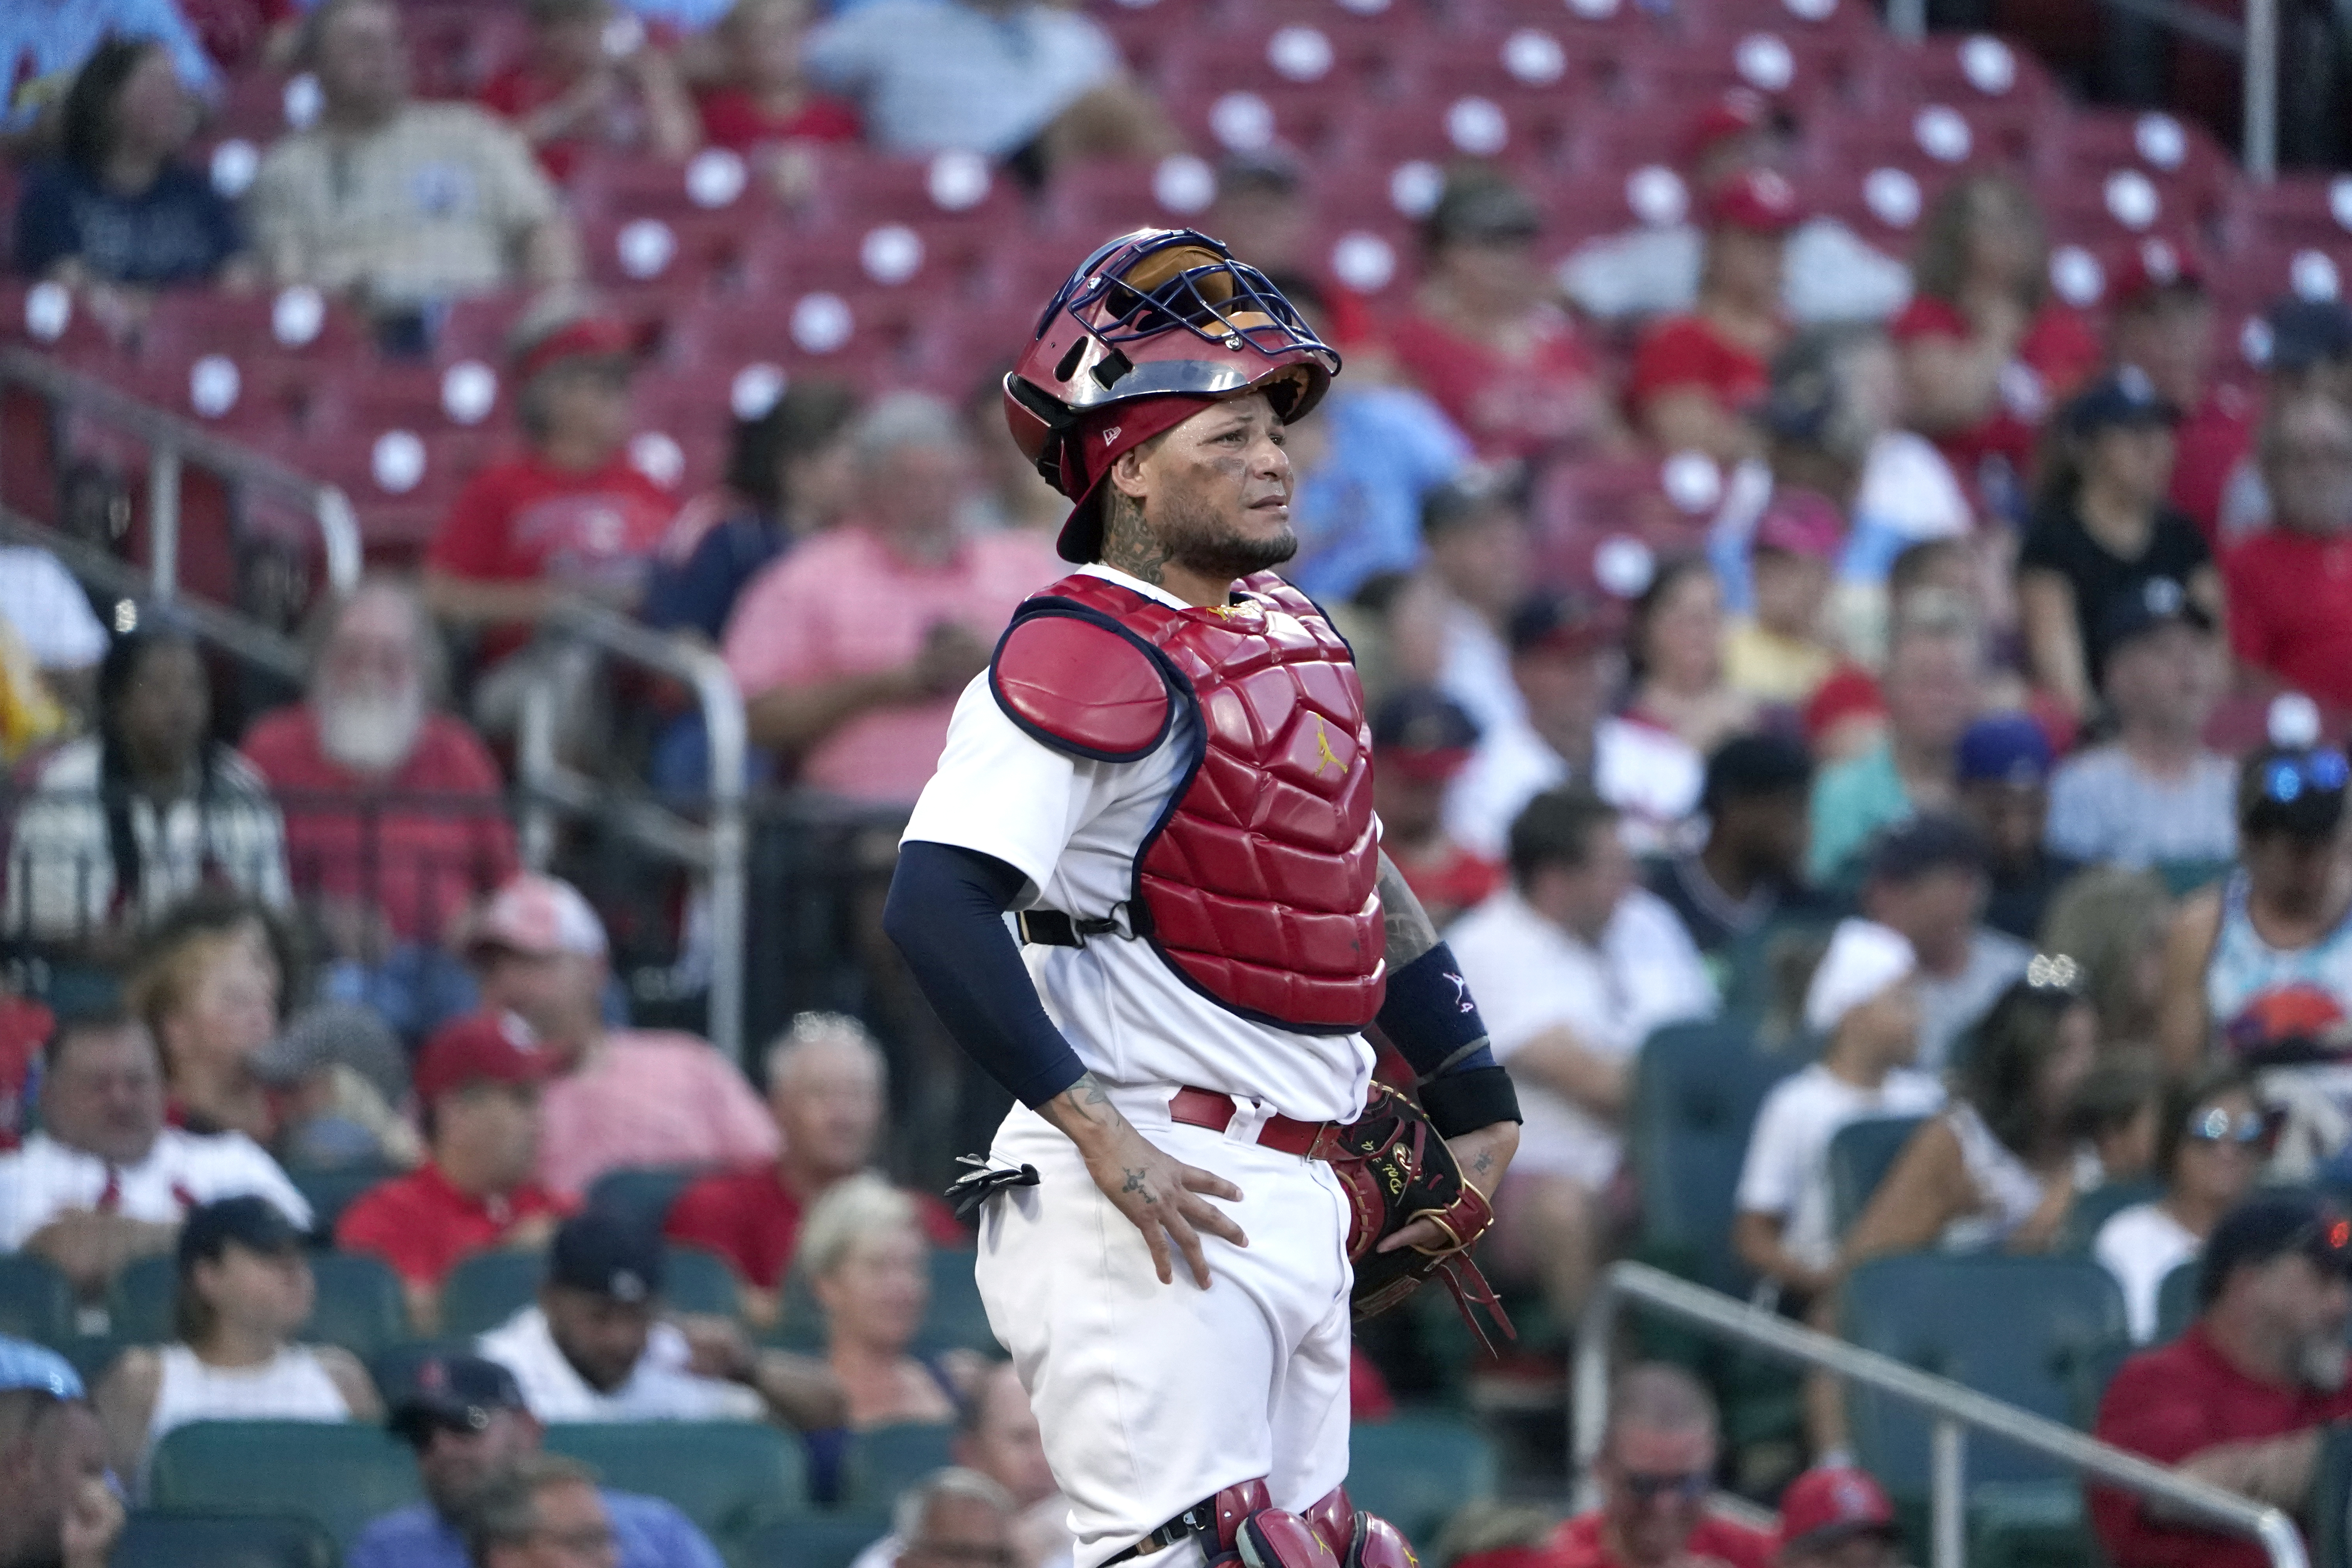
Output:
[
  {"xmin": 10, "ymin": 37, "xmax": 246, "ymax": 313},
  {"xmin": 2108, "ymin": 240, "xmax": 2251, "ymax": 542},
  {"xmin": 1724, "ymin": 491, "xmax": 1841, "ymax": 706},
  {"xmin": 462, "ymin": 1455, "xmax": 621, "ymax": 1568},
  {"xmin": 801, "ymin": 1177, "xmax": 985, "ymax": 1500},
  {"xmin": 424, "ymin": 305, "xmax": 674, "ymax": 749},
  {"xmin": 1843, "ymin": 969, "xmax": 2100, "ymax": 1261},
  {"xmin": 2091, "ymin": 1193, "xmax": 2352, "ymax": 1568},
  {"xmin": 695, "ymin": 0, "xmax": 858, "ymax": 158},
  {"xmin": 1447, "ymin": 596, "xmax": 1703, "ymax": 861},
  {"xmin": 1548, "ymin": 1363, "xmax": 1774, "ymax": 1568},
  {"xmin": 243, "ymin": 578, "xmax": 519, "ymax": 1034},
  {"xmin": 126, "ymin": 906, "xmax": 283, "ymax": 1142},
  {"xmin": 0, "ymin": 4, "xmax": 216, "ymax": 130},
  {"xmin": 0, "ymin": 544, "xmax": 108, "ymax": 723},
  {"xmin": 1389, "ymin": 174, "xmax": 1626, "ymax": 465},
  {"xmin": 1392, "ymin": 467, "xmax": 1535, "ymax": 743},
  {"xmin": 801, "ymin": 0, "xmax": 1172, "ymax": 166},
  {"xmin": 1559, "ymin": 88, "xmax": 1911, "ymax": 328},
  {"xmin": 2216, "ymin": 298, "xmax": 2352, "ymax": 540},
  {"xmin": 1736, "ymin": 919, "xmax": 1940, "ymax": 1303},
  {"xmin": 1859, "ymin": 815, "xmax": 2032, "ymax": 1073},
  {"xmin": 92, "ymin": 1196, "xmax": 379, "ymax": 1484},
  {"xmin": 0, "ymin": 1340, "xmax": 120, "ymax": 1568},
  {"xmin": 2042, "ymin": 866, "xmax": 2174, "ymax": 1047},
  {"xmin": 6, "ymin": 626, "xmax": 290, "ymax": 949},
  {"xmin": 723, "ymin": 393, "xmax": 1059, "ymax": 807},
  {"xmin": 1771, "ymin": 1467, "xmax": 1902, "ymax": 1568},
  {"xmin": 249, "ymin": 1001, "xmax": 422, "ymax": 1169},
  {"xmin": 1622, "ymin": 557, "xmax": 1757, "ymax": 758},
  {"xmin": 1648, "ymin": 733, "xmax": 1823, "ymax": 962},
  {"xmin": 2097, "ymin": 1066, "xmax": 2267, "ymax": 1343},
  {"xmin": 481, "ymin": 0, "xmax": 699, "ymax": 183},
  {"xmin": 478, "ymin": 1211, "xmax": 841, "ymax": 1428},
  {"xmin": 1955, "ymin": 713, "xmax": 2078, "ymax": 942},
  {"xmin": 951, "ymin": 1363, "xmax": 1067, "ymax": 1568},
  {"xmin": 1890, "ymin": 174, "xmax": 2101, "ymax": 523},
  {"xmin": 1626, "ymin": 169, "xmax": 1799, "ymax": 465},
  {"xmin": 2045, "ymin": 579, "xmax": 2236, "ymax": 869},
  {"xmin": 665, "ymin": 1013, "xmax": 962, "ymax": 1329},
  {"xmin": 850, "ymin": 1468, "xmax": 1019, "ymax": 1568},
  {"xmin": 350, "ymin": 1352, "xmax": 722, "ymax": 1568},
  {"xmin": 1448, "ymin": 788, "xmax": 1715, "ymax": 1320},
  {"xmin": 1368, "ymin": 690, "xmax": 1498, "ymax": 929},
  {"xmin": 2224, "ymin": 395, "xmax": 2352, "ymax": 713},
  {"xmin": 0, "ymin": 1012, "xmax": 310, "ymax": 1297},
  {"xmin": 246, "ymin": 0, "xmax": 580, "ymax": 313},
  {"xmin": 337, "ymin": 1011, "xmax": 570, "ymax": 1331},
  {"xmin": 2017, "ymin": 371, "xmax": 2218, "ymax": 720},
  {"xmin": 960, "ymin": 366, "xmax": 1070, "ymax": 540},
  {"xmin": 466, "ymin": 873, "xmax": 776, "ymax": 1201},
  {"xmin": 1806, "ymin": 594, "xmax": 1983, "ymax": 885}
]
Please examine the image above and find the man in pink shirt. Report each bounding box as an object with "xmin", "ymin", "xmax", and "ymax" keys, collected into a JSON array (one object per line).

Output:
[
  {"xmin": 722, "ymin": 392, "xmax": 1062, "ymax": 805},
  {"xmin": 466, "ymin": 872, "xmax": 777, "ymax": 1200}
]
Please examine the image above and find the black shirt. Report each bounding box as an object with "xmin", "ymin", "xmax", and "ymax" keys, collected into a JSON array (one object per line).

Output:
[
  {"xmin": 11, "ymin": 159, "xmax": 239, "ymax": 287},
  {"xmin": 2018, "ymin": 499, "xmax": 2210, "ymax": 688}
]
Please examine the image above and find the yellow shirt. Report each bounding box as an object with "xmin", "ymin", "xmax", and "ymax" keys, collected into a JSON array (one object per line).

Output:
[{"xmin": 1725, "ymin": 618, "xmax": 1835, "ymax": 704}]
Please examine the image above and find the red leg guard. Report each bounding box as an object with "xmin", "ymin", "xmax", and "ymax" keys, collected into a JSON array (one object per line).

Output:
[
  {"xmin": 1199, "ymin": 1481, "xmax": 1341, "ymax": 1568},
  {"xmin": 1301, "ymin": 1486, "xmax": 1419, "ymax": 1568},
  {"xmin": 1300, "ymin": 1486, "xmax": 1355, "ymax": 1561}
]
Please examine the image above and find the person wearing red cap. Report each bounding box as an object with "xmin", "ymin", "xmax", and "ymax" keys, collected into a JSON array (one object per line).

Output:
[
  {"xmin": 1552, "ymin": 1364, "xmax": 1773, "ymax": 1568},
  {"xmin": 422, "ymin": 302, "xmax": 678, "ymax": 744},
  {"xmin": 2107, "ymin": 237, "xmax": 2251, "ymax": 543},
  {"xmin": 1771, "ymin": 1468, "xmax": 1900, "ymax": 1568},
  {"xmin": 1369, "ymin": 689, "xmax": 1499, "ymax": 929},
  {"xmin": 336, "ymin": 1010, "xmax": 571, "ymax": 1330},
  {"xmin": 1626, "ymin": 168, "xmax": 1799, "ymax": 466}
]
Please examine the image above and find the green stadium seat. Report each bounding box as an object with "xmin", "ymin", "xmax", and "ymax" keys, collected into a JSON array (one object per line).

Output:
[
  {"xmin": 1840, "ymin": 1255, "xmax": 2126, "ymax": 1496},
  {"xmin": 2058, "ymin": 1179, "xmax": 2165, "ymax": 1254},
  {"xmin": 586, "ymin": 1165, "xmax": 710, "ymax": 1234},
  {"xmin": 289, "ymin": 1161, "xmax": 398, "ymax": 1240},
  {"xmin": 2309, "ymin": 1419, "xmax": 2352, "ymax": 1568},
  {"xmin": 1628, "ymin": 1018, "xmax": 1798, "ymax": 1297},
  {"xmin": 666, "ymin": 1246, "xmax": 742, "ymax": 1319},
  {"xmin": 0, "ymin": 1252, "xmax": 74, "ymax": 1345},
  {"xmin": 60, "ymin": 1335, "xmax": 128, "ymax": 1388},
  {"xmin": 916, "ymin": 1249, "xmax": 997, "ymax": 1355},
  {"xmin": 542, "ymin": 1421, "xmax": 808, "ymax": 1543},
  {"xmin": 109, "ymin": 1253, "xmax": 178, "ymax": 1343},
  {"xmin": 147, "ymin": 1420, "xmax": 423, "ymax": 1549},
  {"xmin": 2154, "ymin": 1257, "xmax": 2201, "ymax": 1344},
  {"xmin": 1345, "ymin": 1415, "xmax": 1499, "ymax": 1546},
  {"xmin": 437, "ymin": 1249, "xmax": 546, "ymax": 1338},
  {"xmin": 1969, "ymin": 1481, "xmax": 2094, "ymax": 1568},
  {"xmin": 1825, "ymin": 1116, "xmax": 1928, "ymax": 1238},
  {"xmin": 842, "ymin": 1422, "xmax": 957, "ymax": 1507},
  {"xmin": 114, "ymin": 1509, "xmax": 338, "ymax": 1568},
  {"xmin": 741, "ymin": 1510, "xmax": 894, "ymax": 1568},
  {"xmin": 106, "ymin": 1250, "xmax": 411, "ymax": 1356}
]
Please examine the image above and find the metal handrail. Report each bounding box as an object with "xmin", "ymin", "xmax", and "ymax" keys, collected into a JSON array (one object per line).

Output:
[
  {"xmin": 515, "ymin": 594, "xmax": 748, "ymax": 1066},
  {"xmin": 0, "ymin": 346, "xmax": 362, "ymax": 603},
  {"xmin": 1572, "ymin": 1261, "xmax": 2309, "ymax": 1568}
]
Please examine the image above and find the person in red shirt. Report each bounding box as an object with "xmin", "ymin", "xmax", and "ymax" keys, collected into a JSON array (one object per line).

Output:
[
  {"xmin": 2091, "ymin": 1192, "xmax": 2352, "ymax": 1568},
  {"xmin": 2224, "ymin": 394, "xmax": 2352, "ymax": 713},
  {"xmin": 1627, "ymin": 169, "xmax": 1798, "ymax": 466},
  {"xmin": 1388, "ymin": 173, "xmax": 1629, "ymax": 465},
  {"xmin": 1370, "ymin": 689, "xmax": 1499, "ymax": 929},
  {"xmin": 336, "ymin": 1009, "xmax": 570, "ymax": 1331},
  {"xmin": 663, "ymin": 1011, "xmax": 961, "ymax": 1330},
  {"xmin": 1892, "ymin": 174, "xmax": 2102, "ymax": 524},
  {"xmin": 1539, "ymin": 1363, "xmax": 1774, "ymax": 1568},
  {"xmin": 478, "ymin": 0, "xmax": 699, "ymax": 183},
  {"xmin": 693, "ymin": 0, "xmax": 859, "ymax": 155},
  {"xmin": 1771, "ymin": 1467, "xmax": 1901, "ymax": 1568},
  {"xmin": 2107, "ymin": 238, "xmax": 2252, "ymax": 546},
  {"xmin": 241, "ymin": 579, "xmax": 517, "ymax": 1034}
]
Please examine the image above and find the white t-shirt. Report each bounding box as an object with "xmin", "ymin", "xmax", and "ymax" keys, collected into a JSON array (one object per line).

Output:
[
  {"xmin": 0, "ymin": 1128, "xmax": 312, "ymax": 1250},
  {"xmin": 1734, "ymin": 1063, "xmax": 1947, "ymax": 1273},
  {"xmin": 0, "ymin": 548, "xmax": 107, "ymax": 671},
  {"xmin": 476, "ymin": 1305, "xmax": 764, "ymax": 1424},
  {"xmin": 2094, "ymin": 1201, "xmax": 2200, "ymax": 1344},
  {"xmin": 900, "ymin": 564, "xmax": 1374, "ymax": 1123},
  {"xmin": 1445, "ymin": 885, "xmax": 1715, "ymax": 1185},
  {"xmin": 1443, "ymin": 714, "xmax": 1702, "ymax": 861}
]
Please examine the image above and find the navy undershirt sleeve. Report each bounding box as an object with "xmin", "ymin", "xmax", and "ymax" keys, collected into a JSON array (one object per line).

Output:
[{"xmin": 884, "ymin": 840, "xmax": 1088, "ymax": 1109}]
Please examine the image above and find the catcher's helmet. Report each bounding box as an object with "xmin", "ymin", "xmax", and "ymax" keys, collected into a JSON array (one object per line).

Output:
[{"xmin": 1004, "ymin": 229, "xmax": 1339, "ymax": 559}]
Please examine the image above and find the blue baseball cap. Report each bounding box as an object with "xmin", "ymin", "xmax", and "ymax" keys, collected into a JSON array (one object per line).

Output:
[
  {"xmin": 2062, "ymin": 366, "xmax": 2180, "ymax": 435},
  {"xmin": 0, "ymin": 1336, "xmax": 83, "ymax": 1400},
  {"xmin": 1957, "ymin": 713, "xmax": 2053, "ymax": 788}
]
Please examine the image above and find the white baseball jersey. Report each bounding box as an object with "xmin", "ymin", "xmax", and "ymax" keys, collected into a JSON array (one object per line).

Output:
[{"xmin": 0, "ymin": 1128, "xmax": 312, "ymax": 1249}]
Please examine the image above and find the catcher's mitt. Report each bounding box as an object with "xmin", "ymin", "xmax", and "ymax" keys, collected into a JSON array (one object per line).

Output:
[{"xmin": 1311, "ymin": 1083, "xmax": 1514, "ymax": 1353}]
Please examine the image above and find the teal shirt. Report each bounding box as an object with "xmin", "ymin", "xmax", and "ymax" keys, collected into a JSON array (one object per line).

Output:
[{"xmin": 1808, "ymin": 740, "xmax": 1913, "ymax": 885}]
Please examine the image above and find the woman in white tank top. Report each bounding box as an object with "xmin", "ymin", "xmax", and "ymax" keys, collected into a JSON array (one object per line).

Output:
[{"xmin": 91, "ymin": 1196, "xmax": 381, "ymax": 1491}]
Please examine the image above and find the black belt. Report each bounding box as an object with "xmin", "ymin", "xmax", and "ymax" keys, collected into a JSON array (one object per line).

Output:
[
  {"xmin": 1104, "ymin": 1499, "xmax": 1218, "ymax": 1564},
  {"xmin": 1015, "ymin": 908, "xmax": 1142, "ymax": 947}
]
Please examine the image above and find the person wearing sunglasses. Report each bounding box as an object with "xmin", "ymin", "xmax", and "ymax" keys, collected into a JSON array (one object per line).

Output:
[
  {"xmin": 2158, "ymin": 748, "xmax": 2352, "ymax": 1155},
  {"xmin": 2094, "ymin": 1066, "xmax": 2268, "ymax": 1343},
  {"xmin": 1551, "ymin": 1363, "xmax": 1774, "ymax": 1568}
]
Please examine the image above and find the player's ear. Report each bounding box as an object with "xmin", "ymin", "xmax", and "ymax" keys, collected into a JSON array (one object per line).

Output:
[{"xmin": 1108, "ymin": 444, "xmax": 1152, "ymax": 503}]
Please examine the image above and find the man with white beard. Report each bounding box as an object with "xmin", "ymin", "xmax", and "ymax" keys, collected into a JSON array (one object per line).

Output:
[{"xmin": 242, "ymin": 579, "xmax": 518, "ymax": 1035}]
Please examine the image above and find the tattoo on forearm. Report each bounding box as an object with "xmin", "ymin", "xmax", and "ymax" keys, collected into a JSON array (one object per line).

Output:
[
  {"xmin": 1100, "ymin": 490, "xmax": 1170, "ymax": 588},
  {"xmin": 1376, "ymin": 852, "xmax": 1439, "ymax": 965}
]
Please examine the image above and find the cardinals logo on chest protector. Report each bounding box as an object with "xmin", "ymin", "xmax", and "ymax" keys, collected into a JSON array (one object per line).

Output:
[{"xmin": 989, "ymin": 571, "xmax": 1387, "ymax": 1033}]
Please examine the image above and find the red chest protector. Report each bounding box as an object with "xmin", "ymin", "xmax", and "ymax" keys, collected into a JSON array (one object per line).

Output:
[{"xmin": 989, "ymin": 570, "xmax": 1386, "ymax": 1033}]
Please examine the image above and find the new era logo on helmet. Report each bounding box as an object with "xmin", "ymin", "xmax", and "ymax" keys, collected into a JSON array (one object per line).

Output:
[{"xmin": 1101, "ymin": 425, "xmax": 1123, "ymax": 445}]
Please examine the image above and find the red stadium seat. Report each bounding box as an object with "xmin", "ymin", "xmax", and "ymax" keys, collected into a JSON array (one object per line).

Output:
[
  {"xmin": 580, "ymin": 210, "xmax": 754, "ymax": 292},
  {"xmin": 2037, "ymin": 108, "xmax": 2234, "ymax": 230},
  {"xmin": 1850, "ymin": 31, "xmax": 2064, "ymax": 120},
  {"xmin": 568, "ymin": 149, "xmax": 773, "ymax": 224},
  {"xmin": 137, "ymin": 289, "xmax": 371, "ymax": 366},
  {"xmin": 1164, "ymin": 80, "xmax": 1367, "ymax": 162},
  {"xmin": 1040, "ymin": 157, "xmax": 1225, "ymax": 240},
  {"xmin": 1388, "ymin": 26, "xmax": 1623, "ymax": 108},
  {"xmin": 1616, "ymin": 33, "xmax": 1853, "ymax": 113},
  {"xmin": 804, "ymin": 147, "xmax": 1026, "ymax": 234},
  {"xmin": 1799, "ymin": 102, "xmax": 2016, "ymax": 182},
  {"xmin": 2222, "ymin": 174, "xmax": 2352, "ymax": 256},
  {"xmin": 1675, "ymin": 0, "xmax": 1882, "ymax": 42},
  {"xmin": 1160, "ymin": 16, "xmax": 1413, "ymax": 100},
  {"xmin": 275, "ymin": 427, "xmax": 506, "ymax": 549}
]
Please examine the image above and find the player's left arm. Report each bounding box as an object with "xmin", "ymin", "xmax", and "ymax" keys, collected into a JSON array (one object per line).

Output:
[{"xmin": 1372, "ymin": 852, "xmax": 1520, "ymax": 1243}]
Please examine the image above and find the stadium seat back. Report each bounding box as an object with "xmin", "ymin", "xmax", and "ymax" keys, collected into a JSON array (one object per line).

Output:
[
  {"xmin": 916, "ymin": 1248, "xmax": 998, "ymax": 1355},
  {"xmin": 114, "ymin": 1509, "xmax": 338, "ymax": 1568},
  {"xmin": 2154, "ymin": 1257, "xmax": 2200, "ymax": 1343},
  {"xmin": 290, "ymin": 1161, "xmax": 401, "ymax": 1240},
  {"xmin": 2058, "ymin": 1178, "xmax": 2164, "ymax": 1254},
  {"xmin": 1840, "ymin": 1255, "xmax": 2127, "ymax": 1494},
  {"xmin": 0, "ymin": 1253, "xmax": 75, "ymax": 1346},
  {"xmin": 586, "ymin": 1166, "xmax": 712, "ymax": 1236},
  {"xmin": 1825, "ymin": 1116, "xmax": 1929, "ymax": 1238},
  {"xmin": 842, "ymin": 1422, "xmax": 957, "ymax": 1508},
  {"xmin": 438, "ymin": 1249, "xmax": 546, "ymax": 1338},
  {"xmin": 147, "ymin": 1421, "xmax": 423, "ymax": 1548},
  {"xmin": 741, "ymin": 1510, "xmax": 895, "ymax": 1568},
  {"xmin": 665, "ymin": 1247, "xmax": 744, "ymax": 1319},
  {"xmin": 543, "ymin": 1421, "xmax": 808, "ymax": 1541},
  {"xmin": 1629, "ymin": 1017, "xmax": 1794, "ymax": 1296},
  {"xmin": 1345, "ymin": 1415, "xmax": 1499, "ymax": 1546}
]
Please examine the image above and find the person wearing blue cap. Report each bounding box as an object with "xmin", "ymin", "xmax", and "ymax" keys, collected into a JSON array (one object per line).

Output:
[
  {"xmin": 2017, "ymin": 365, "xmax": 2221, "ymax": 722},
  {"xmin": 0, "ymin": 1336, "xmax": 120, "ymax": 1568},
  {"xmin": 1954, "ymin": 712, "xmax": 2082, "ymax": 941}
]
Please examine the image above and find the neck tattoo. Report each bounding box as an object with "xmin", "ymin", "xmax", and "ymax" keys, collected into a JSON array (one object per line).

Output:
[{"xmin": 1099, "ymin": 490, "xmax": 1171, "ymax": 588}]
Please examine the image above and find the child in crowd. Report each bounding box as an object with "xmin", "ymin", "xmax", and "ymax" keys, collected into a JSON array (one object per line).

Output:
[{"xmin": 1726, "ymin": 489, "xmax": 1841, "ymax": 706}]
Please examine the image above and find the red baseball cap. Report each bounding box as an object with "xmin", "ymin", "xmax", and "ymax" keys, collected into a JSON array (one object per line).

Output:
[
  {"xmin": 2109, "ymin": 236, "xmax": 2207, "ymax": 309},
  {"xmin": 513, "ymin": 313, "xmax": 646, "ymax": 385},
  {"xmin": 1707, "ymin": 167, "xmax": 1804, "ymax": 233},
  {"xmin": 1682, "ymin": 87, "xmax": 1786, "ymax": 167},
  {"xmin": 415, "ymin": 1010, "xmax": 553, "ymax": 1102},
  {"xmin": 1754, "ymin": 489, "xmax": 1844, "ymax": 561},
  {"xmin": 1778, "ymin": 1466, "xmax": 1899, "ymax": 1551}
]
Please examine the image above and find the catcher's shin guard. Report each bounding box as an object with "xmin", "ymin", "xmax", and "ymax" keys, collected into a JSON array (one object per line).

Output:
[{"xmin": 1200, "ymin": 1483, "xmax": 1417, "ymax": 1568}]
